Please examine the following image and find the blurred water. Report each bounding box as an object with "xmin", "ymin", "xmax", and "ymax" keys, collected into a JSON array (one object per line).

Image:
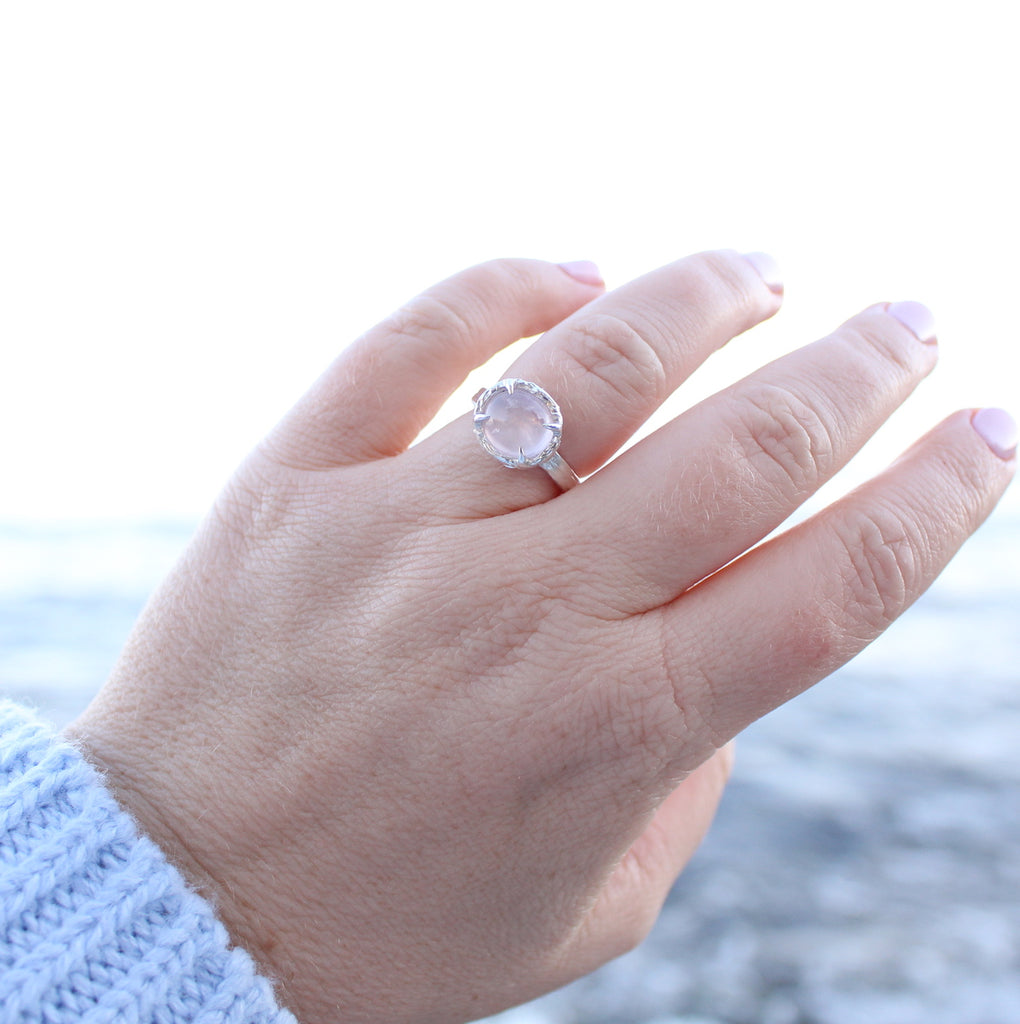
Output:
[
  {"xmin": 0, "ymin": 520, "xmax": 195, "ymax": 724},
  {"xmin": 1, "ymin": 513, "xmax": 1019, "ymax": 1024}
]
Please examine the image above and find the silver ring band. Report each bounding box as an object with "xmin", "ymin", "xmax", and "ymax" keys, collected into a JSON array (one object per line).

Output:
[{"xmin": 537, "ymin": 451, "xmax": 580, "ymax": 490}]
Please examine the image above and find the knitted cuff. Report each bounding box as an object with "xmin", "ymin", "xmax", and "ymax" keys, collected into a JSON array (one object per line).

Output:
[{"xmin": 0, "ymin": 702, "xmax": 297, "ymax": 1023}]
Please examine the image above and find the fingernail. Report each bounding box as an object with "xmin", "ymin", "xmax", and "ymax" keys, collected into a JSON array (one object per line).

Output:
[
  {"xmin": 971, "ymin": 407, "xmax": 1018, "ymax": 461},
  {"xmin": 741, "ymin": 251, "xmax": 783, "ymax": 294},
  {"xmin": 887, "ymin": 300, "xmax": 937, "ymax": 345},
  {"xmin": 557, "ymin": 260, "xmax": 604, "ymax": 287}
]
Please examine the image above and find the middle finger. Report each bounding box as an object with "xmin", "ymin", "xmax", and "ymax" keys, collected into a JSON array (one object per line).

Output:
[{"xmin": 546, "ymin": 300, "xmax": 939, "ymax": 614}]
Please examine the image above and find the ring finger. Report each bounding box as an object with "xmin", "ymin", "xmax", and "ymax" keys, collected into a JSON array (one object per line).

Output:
[{"xmin": 407, "ymin": 249, "xmax": 783, "ymax": 517}]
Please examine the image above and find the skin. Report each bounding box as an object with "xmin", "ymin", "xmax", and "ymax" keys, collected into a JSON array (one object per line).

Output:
[{"xmin": 66, "ymin": 251, "xmax": 1015, "ymax": 1024}]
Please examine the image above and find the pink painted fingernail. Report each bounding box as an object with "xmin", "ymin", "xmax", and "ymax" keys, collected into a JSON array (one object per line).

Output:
[
  {"xmin": 741, "ymin": 251, "xmax": 783, "ymax": 294},
  {"xmin": 887, "ymin": 300, "xmax": 937, "ymax": 344},
  {"xmin": 557, "ymin": 260, "xmax": 604, "ymax": 287},
  {"xmin": 971, "ymin": 407, "xmax": 1018, "ymax": 461}
]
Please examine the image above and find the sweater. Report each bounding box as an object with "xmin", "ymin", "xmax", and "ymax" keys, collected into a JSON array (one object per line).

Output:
[{"xmin": 0, "ymin": 702, "xmax": 297, "ymax": 1024}]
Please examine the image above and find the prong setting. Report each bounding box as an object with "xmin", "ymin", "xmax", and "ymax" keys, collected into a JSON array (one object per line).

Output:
[{"xmin": 472, "ymin": 379, "xmax": 563, "ymax": 469}]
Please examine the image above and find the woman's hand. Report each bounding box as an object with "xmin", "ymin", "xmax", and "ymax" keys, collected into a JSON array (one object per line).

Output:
[{"xmin": 67, "ymin": 252, "xmax": 1016, "ymax": 1024}]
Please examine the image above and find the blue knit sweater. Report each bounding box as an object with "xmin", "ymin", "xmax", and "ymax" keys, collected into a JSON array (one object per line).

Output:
[{"xmin": 0, "ymin": 702, "xmax": 296, "ymax": 1023}]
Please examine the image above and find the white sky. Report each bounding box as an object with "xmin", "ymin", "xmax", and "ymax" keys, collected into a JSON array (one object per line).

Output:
[{"xmin": 1, "ymin": 1, "xmax": 1017, "ymax": 521}]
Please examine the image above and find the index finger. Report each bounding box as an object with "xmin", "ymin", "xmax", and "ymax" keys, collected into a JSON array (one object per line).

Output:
[{"xmin": 655, "ymin": 409, "xmax": 1016, "ymax": 753}]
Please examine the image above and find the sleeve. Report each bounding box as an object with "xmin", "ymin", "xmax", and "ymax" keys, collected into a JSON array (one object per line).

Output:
[{"xmin": 0, "ymin": 702, "xmax": 298, "ymax": 1024}]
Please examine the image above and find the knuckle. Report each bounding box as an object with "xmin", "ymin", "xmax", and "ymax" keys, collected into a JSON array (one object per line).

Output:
[
  {"xmin": 837, "ymin": 315, "xmax": 929, "ymax": 382},
  {"xmin": 732, "ymin": 382, "xmax": 836, "ymax": 494},
  {"xmin": 833, "ymin": 504, "xmax": 922, "ymax": 631},
  {"xmin": 380, "ymin": 258, "xmax": 568, "ymax": 355},
  {"xmin": 560, "ymin": 312, "xmax": 668, "ymax": 407},
  {"xmin": 475, "ymin": 256, "xmax": 544, "ymax": 296},
  {"xmin": 939, "ymin": 434, "xmax": 998, "ymax": 498},
  {"xmin": 474, "ymin": 259, "xmax": 560, "ymax": 335},
  {"xmin": 692, "ymin": 249, "xmax": 753, "ymax": 294},
  {"xmin": 382, "ymin": 292, "xmax": 475, "ymax": 353},
  {"xmin": 686, "ymin": 249, "xmax": 765, "ymax": 320}
]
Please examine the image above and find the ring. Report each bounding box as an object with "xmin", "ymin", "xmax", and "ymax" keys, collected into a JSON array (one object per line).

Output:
[{"xmin": 472, "ymin": 379, "xmax": 580, "ymax": 491}]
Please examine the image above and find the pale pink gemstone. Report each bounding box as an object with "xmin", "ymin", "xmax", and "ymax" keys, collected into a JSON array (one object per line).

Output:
[{"xmin": 480, "ymin": 388, "xmax": 554, "ymax": 461}]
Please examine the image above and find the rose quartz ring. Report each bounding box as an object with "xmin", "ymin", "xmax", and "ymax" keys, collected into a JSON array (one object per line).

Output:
[{"xmin": 472, "ymin": 379, "xmax": 580, "ymax": 491}]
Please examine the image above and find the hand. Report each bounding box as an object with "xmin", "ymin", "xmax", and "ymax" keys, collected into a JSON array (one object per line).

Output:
[{"xmin": 67, "ymin": 252, "xmax": 1016, "ymax": 1024}]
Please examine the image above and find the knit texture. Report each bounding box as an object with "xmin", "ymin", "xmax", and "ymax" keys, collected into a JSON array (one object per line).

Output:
[{"xmin": 0, "ymin": 702, "xmax": 297, "ymax": 1024}]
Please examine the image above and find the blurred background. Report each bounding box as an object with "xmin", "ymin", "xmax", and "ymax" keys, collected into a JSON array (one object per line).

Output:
[{"xmin": 1, "ymin": 3, "xmax": 1018, "ymax": 1022}]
